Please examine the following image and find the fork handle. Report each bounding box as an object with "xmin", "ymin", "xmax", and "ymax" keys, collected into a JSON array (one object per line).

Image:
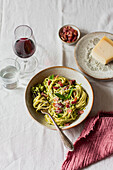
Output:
[
  {"xmin": 57, "ymin": 127, "xmax": 74, "ymax": 151},
  {"xmin": 47, "ymin": 112, "xmax": 74, "ymax": 151}
]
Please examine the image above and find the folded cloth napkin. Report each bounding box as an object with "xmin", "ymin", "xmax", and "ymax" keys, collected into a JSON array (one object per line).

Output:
[{"xmin": 62, "ymin": 111, "xmax": 113, "ymax": 170}]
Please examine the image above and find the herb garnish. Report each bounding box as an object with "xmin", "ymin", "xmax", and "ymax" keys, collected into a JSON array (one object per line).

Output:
[
  {"xmin": 49, "ymin": 74, "xmax": 54, "ymax": 79},
  {"xmin": 55, "ymin": 88, "xmax": 73, "ymax": 100}
]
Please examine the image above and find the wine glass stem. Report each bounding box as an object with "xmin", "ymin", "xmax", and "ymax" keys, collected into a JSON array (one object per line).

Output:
[{"xmin": 23, "ymin": 60, "xmax": 28, "ymax": 72}]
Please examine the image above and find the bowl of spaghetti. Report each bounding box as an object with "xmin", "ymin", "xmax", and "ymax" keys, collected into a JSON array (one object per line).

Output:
[{"xmin": 25, "ymin": 66, "xmax": 94, "ymax": 130}]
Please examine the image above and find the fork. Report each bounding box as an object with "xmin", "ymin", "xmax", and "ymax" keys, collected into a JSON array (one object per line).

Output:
[{"xmin": 41, "ymin": 109, "xmax": 74, "ymax": 151}]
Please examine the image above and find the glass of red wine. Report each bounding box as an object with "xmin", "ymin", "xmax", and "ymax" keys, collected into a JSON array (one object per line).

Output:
[{"xmin": 13, "ymin": 25, "xmax": 38, "ymax": 75}]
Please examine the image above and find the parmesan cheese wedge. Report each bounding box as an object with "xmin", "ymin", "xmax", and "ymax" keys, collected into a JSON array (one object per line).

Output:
[{"xmin": 91, "ymin": 36, "xmax": 113, "ymax": 64}]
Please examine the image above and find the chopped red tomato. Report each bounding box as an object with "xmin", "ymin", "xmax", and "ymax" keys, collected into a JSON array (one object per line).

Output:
[
  {"xmin": 66, "ymin": 104, "xmax": 70, "ymax": 108},
  {"xmin": 69, "ymin": 80, "xmax": 75, "ymax": 85},
  {"xmin": 64, "ymin": 123, "xmax": 70, "ymax": 126},
  {"xmin": 53, "ymin": 103, "xmax": 64, "ymax": 108},
  {"xmin": 64, "ymin": 85, "xmax": 69, "ymax": 90},
  {"xmin": 71, "ymin": 97, "xmax": 77, "ymax": 104},
  {"xmin": 55, "ymin": 75, "xmax": 59, "ymax": 79},
  {"xmin": 58, "ymin": 81, "xmax": 63, "ymax": 87},
  {"xmin": 74, "ymin": 97, "xmax": 77, "ymax": 102},
  {"xmin": 71, "ymin": 101, "xmax": 76, "ymax": 104},
  {"xmin": 58, "ymin": 81, "xmax": 62, "ymax": 84},
  {"xmin": 57, "ymin": 103, "xmax": 64, "ymax": 107},
  {"xmin": 67, "ymin": 109, "xmax": 72, "ymax": 113},
  {"xmin": 48, "ymin": 80, "xmax": 51, "ymax": 85},
  {"xmin": 56, "ymin": 107, "xmax": 60, "ymax": 110},
  {"xmin": 53, "ymin": 97, "xmax": 59, "ymax": 102},
  {"xmin": 41, "ymin": 92, "xmax": 48, "ymax": 98},
  {"xmin": 78, "ymin": 110, "xmax": 84, "ymax": 114},
  {"xmin": 53, "ymin": 103, "xmax": 56, "ymax": 107},
  {"xmin": 53, "ymin": 86, "xmax": 59, "ymax": 90},
  {"xmin": 55, "ymin": 109, "xmax": 62, "ymax": 113}
]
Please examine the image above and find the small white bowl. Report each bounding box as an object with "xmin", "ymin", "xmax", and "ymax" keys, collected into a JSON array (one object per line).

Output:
[{"xmin": 58, "ymin": 24, "xmax": 81, "ymax": 45}]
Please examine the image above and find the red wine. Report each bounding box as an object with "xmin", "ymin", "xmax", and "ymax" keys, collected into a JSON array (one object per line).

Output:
[{"xmin": 14, "ymin": 38, "xmax": 36, "ymax": 58}]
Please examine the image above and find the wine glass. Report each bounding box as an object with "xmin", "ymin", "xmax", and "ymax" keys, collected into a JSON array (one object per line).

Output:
[{"xmin": 13, "ymin": 25, "xmax": 38, "ymax": 75}]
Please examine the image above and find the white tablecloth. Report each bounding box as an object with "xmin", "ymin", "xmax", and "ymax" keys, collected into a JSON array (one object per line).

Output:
[{"xmin": 0, "ymin": 0, "xmax": 113, "ymax": 169}]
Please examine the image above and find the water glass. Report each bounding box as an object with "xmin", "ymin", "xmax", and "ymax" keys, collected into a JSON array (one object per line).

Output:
[{"xmin": 0, "ymin": 58, "xmax": 20, "ymax": 89}]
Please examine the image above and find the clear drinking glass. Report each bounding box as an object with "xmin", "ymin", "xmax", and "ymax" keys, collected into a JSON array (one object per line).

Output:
[
  {"xmin": 13, "ymin": 25, "xmax": 38, "ymax": 75},
  {"xmin": 0, "ymin": 58, "xmax": 20, "ymax": 89}
]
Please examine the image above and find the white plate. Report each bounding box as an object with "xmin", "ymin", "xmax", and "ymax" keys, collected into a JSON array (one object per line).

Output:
[
  {"xmin": 25, "ymin": 66, "xmax": 94, "ymax": 130},
  {"xmin": 74, "ymin": 32, "xmax": 113, "ymax": 79}
]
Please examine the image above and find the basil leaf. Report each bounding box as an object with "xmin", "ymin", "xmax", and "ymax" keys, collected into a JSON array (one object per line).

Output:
[
  {"xmin": 55, "ymin": 88, "xmax": 73, "ymax": 100},
  {"xmin": 49, "ymin": 74, "xmax": 54, "ymax": 79},
  {"xmin": 55, "ymin": 93, "xmax": 66, "ymax": 100},
  {"xmin": 67, "ymin": 88, "xmax": 73, "ymax": 99},
  {"xmin": 57, "ymin": 114, "xmax": 62, "ymax": 118}
]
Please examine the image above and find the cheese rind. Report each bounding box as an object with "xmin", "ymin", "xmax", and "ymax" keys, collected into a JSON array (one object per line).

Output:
[
  {"xmin": 102, "ymin": 36, "xmax": 113, "ymax": 46},
  {"xmin": 91, "ymin": 36, "xmax": 113, "ymax": 65}
]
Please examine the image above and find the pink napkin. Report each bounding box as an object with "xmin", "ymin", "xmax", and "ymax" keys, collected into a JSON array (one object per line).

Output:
[{"xmin": 62, "ymin": 111, "xmax": 113, "ymax": 170}]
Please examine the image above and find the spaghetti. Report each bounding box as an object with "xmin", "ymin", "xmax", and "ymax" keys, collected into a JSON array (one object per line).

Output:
[{"xmin": 31, "ymin": 75, "xmax": 88, "ymax": 127}]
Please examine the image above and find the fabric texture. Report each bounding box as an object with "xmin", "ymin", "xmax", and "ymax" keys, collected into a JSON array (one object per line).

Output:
[
  {"xmin": 62, "ymin": 111, "xmax": 113, "ymax": 170},
  {"xmin": 0, "ymin": 0, "xmax": 113, "ymax": 170}
]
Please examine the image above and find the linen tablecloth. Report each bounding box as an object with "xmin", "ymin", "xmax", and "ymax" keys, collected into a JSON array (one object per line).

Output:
[{"xmin": 0, "ymin": 0, "xmax": 113, "ymax": 170}]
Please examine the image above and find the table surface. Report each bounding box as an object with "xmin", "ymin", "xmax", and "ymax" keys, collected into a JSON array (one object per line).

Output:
[{"xmin": 0, "ymin": 0, "xmax": 113, "ymax": 170}]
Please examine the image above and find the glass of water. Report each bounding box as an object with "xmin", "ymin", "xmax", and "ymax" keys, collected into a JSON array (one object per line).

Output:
[{"xmin": 0, "ymin": 58, "xmax": 20, "ymax": 89}]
